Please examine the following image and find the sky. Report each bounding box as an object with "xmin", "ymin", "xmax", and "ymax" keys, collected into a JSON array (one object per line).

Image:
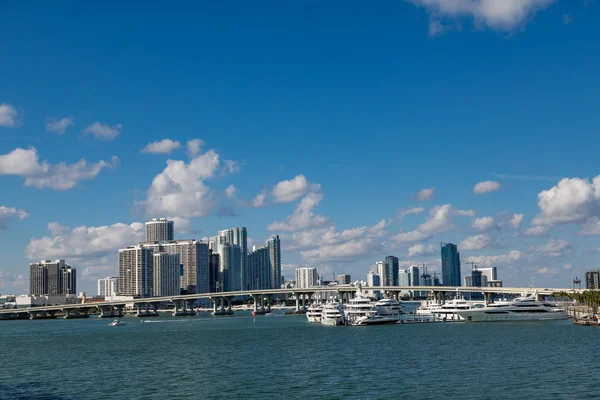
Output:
[{"xmin": 1, "ymin": 0, "xmax": 600, "ymax": 294}]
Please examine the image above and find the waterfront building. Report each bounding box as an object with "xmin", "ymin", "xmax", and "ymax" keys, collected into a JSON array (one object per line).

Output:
[
  {"xmin": 479, "ymin": 267, "xmax": 497, "ymax": 285},
  {"xmin": 248, "ymin": 246, "xmax": 271, "ymax": 290},
  {"xmin": 441, "ymin": 243, "xmax": 461, "ymax": 286},
  {"xmin": 585, "ymin": 269, "xmax": 600, "ymax": 289},
  {"xmin": 98, "ymin": 277, "xmax": 118, "ymax": 298},
  {"xmin": 337, "ymin": 274, "xmax": 351, "ymax": 285},
  {"xmin": 142, "ymin": 240, "xmax": 209, "ymax": 294},
  {"xmin": 376, "ymin": 261, "xmax": 394, "ymax": 286},
  {"xmin": 29, "ymin": 259, "xmax": 76, "ymax": 296},
  {"xmin": 296, "ymin": 267, "xmax": 318, "ymax": 288},
  {"xmin": 208, "ymin": 250, "xmax": 220, "ymax": 292},
  {"xmin": 367, "ymin": 271, "xmax": 381, "ymax": 299},
  {"xmin": 145, "ymin": 218, "xmax": 174, "ymax": 242},
  {"xmin": 465, "ymin": 276, "xmax": 472, "ymax": 286},
  {"xmin": 210, "ymin": 236, "xmax": 241, "ymax": 292},
  {"xmin": 421, "ymin": 270, "xmax": 432, "ymax": 286},
  {"xmin": 153, "ymin": 252, "xmax": 181, "ymax": 296},
  {"xmin": 385, "ymin": 256, "xmax": 399, "ymax": 286},
  {"xmin": 408, "ymin": 265, "xmax": 420, "ymax": 286},
  {"xmin": 267, "ymin": 235, "xmax": 281, "ymax": 289},
  {"xmin": 218, "ymin": 227, "xmax": 248, "ymax": 290},
  {"xmin": 118, "ymin": 245, "xmax": 154, "ymax": 297},
  {"xmin": 398, "ymin": 269, "xmax": 410, "ymax": 286}
]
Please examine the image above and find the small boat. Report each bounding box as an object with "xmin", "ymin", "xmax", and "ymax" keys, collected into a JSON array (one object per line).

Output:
[{"xmin": 108, "ymin": 319, "xmax": 124, "ymax": 327}]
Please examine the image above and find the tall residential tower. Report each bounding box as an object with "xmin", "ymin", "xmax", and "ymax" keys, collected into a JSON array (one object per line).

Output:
[{"xmin": 441, "ymin": 243, "xmax": 461, "ymax": 286}]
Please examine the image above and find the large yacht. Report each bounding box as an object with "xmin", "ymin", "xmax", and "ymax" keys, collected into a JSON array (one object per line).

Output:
[
  {"xmin": 320, "ymin": 302, "xmax": 345, "ymax": 326},
  {"xmin": 306, "ymin": 303, "xmax": 322, "ymax": 323},
  {"xmin": 416, "ymin": 298, "xmax": 482, "ymax": 321},
  {"xmin": 457, "ymin": 292, "xmax": 568, "ymax": 322},
  {"xmin": 344, "ymin": 294, "xmax": 375, "ymax": 325},
  {"xmin": 373, "ymin": 297, "xmax": 405, "ymax": 316},
  {"xmin": 345, "ymin": 292, "xmax": 401, "ymax": 326}
]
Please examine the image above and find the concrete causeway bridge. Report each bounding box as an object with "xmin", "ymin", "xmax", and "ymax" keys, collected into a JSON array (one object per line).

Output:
[{"xmin": 0, "ymin": 285, "xmax": 581, "ymax": 320}]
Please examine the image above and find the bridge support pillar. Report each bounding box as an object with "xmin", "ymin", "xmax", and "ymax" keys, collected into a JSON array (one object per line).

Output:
[
  {"xmin": 265, "ymin": 295, "xmax": 272, "ymax": 312},
  {"xmin": 301, "ymin": 294, "xmax": 306, "ymax": 312},
  {"xmin": 484, "ymin": 292, "xmax": 494, "ymax": 306},
  {"xmin": 295, "ymin": 294, "xmax": 301, "ymax": 312},
  {"xmin": 252, "ymin": 296, "xmax": 259, "ymax": 312}
]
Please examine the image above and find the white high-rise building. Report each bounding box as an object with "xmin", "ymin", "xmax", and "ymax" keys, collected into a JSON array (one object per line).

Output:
[
  {"xmin": 296, "ymin": 268, "xmax": 318, "ymax": 289},
  {"xmin": 30, "ymin": 259, "xmax": 76, "ymax": 296},
  {"xmin": 98, "ymin": 277, "xmax": 118, "ymax": 298},
  {"xmin": 153, "ymin": 252, "xmax": 180, "ymax": 296},
  {"xmin": 408, "ymin": 265, "xmax": 420, "ymax": 286},
  {"xmin": 218, "ymin": 227, "xmax": 248, "ymax": 290},
  {"xmin": 398, "ymin": 269, "xmax": 410, "ymax": 286},
  {"xmin": 478, "ymin": 267, "xmax": 497, "ymax": 287},
  {"xmin": 145, "ymin": 218, "xmax": 174, "ymax": 242},
  {"xmin": 118, "ymin": 245, "xmax": 154, "ymax": 297}
]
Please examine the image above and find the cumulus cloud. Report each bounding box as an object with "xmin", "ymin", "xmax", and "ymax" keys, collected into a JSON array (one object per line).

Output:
[
  {"xmin": 83, "ymin": 122, "xmax": 122, "ymax": 140},
  {"xmin": 222, "ymin": 159, "xmax": 242, "ymax": 175},
  {"xmin": 141, "ymin": 139, "xmax": 181, "ymax": 154},
  {"xmin": 406, "ymin": 0, "xmax": 555, "ymax": 33},
  {"xmin": 142, "ymin": 149, "xmax": 221, "ymax": 218},
  {"xmin": 397, "ymin": 207, "xmax": 425, "ymax": 220},
  {"xmin": 510, "ymin": 213, "xmax": 524, "ymax": 229},
  {"xmin": 532, "ymin": 239, "xmax": 572, "ymax": 257},
  {"xmin": 0, "ymin": 147, "xmax": 118, "ymax": 190},
  {"xmin": 412, "ymin": 187, "xmax": 435, "ymax": 201},
  {"xmin": 47, "ymin": 222, "xmax": 70, "ymax": 236},
  {"xmin": 407, "ymin": 243, "xmax": 438, "ymax": 257},
  {"xmin": 268, "ymin": 192, "xmax": 330, "ymax": 232},
  {"xmin": 394, "ymin": 204, "xmax": 474, "ymax": 244},
  {"xmin": 186, "ymin": 139, "xmax": 204, "ymax": 157},
  {"xmin": 45, "ymin": 117, "xmax": 73, "ymax": 134},
  {"xmin": 0, "ymin": 206, "xmax": 29, "ymax": 229},
  {"xmin": 580, "ymin": 216, "xmax": 600, "ymax": 235},
  {"xmin": 251, "ymin": 190, "xmax": 267, "ymax": 208},
  {"xmin": 0, "ymin": 103, "xmax": 19, "ymax": 127},
  {"xmin": 466, "ymin": 250, "xmax": 522, "ymax": 267},
  {"xmin": 0, "ymin": 270, "xmax": 27, "ymax": 292},
  {"xmin": 473, "ymin": 180, "xmax": 501, "ymax": 194},
  {"xmin": 525, "ymin": 225, "xmax": 549, "ymax": 237},
  {"xmin": 532, "ymin": 176, "xmax": 600, "ymax": 226},
  {"xmin": 472, "ymin": 216, "xmax": 499, "ymax": 232},
  {"xmin": 272, "ymin": 175, "xmax": 320, "ymax": 203},
  {"xmin": 170, "ymin": 216, "xmax": 192, "ymax": 234},
  {"xmin": 225, "ymin": 185, "xmax": 236, "ymax": 199},
  {"xmin": 460, "ymin": 234, "xmax": 494, "ymax": 251}
]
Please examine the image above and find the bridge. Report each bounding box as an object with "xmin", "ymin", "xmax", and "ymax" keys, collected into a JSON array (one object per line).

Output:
[{"xmin": 0, "ymin": 285, "xmax": 581, "ymax": 320}]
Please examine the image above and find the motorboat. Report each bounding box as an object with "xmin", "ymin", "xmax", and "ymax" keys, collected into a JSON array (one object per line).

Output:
[
  {"xmin": 345, "ymin": 292, "xmax": 399, "ymax": 326},
  {"xmin": 373, "ymin": 297, "xmax": 405, "ymax": 316},
  {"xmin": 416, "ymin": 297, "xmax": 482, "ymax": 321},
  {"xmin": 108, "ymin": 319, "xmax": 124, "ymax": 326},
  {"xmin": 457, "ymin": 291, "xmax": 568, "ymax": 322},
  {"xmin": 306, "ymin": 303, "xmax": 322, "ymax": 323},
  {"xmin": 344, "ymin": 293, "xmax": 374, "ymax": 325},
  {"xmin": 320, "ymin": 301, "xmax": 345, "ymax": 326}
]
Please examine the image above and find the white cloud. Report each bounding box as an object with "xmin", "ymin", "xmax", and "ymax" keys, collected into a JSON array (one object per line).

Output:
[
  {"xmin": 466, "ymin": 250, "xmax": 522, "ymax": 267},
  {"xmin": 473, "ymin": 180, "xmax": 501, "ymax": 194},
  {"xmin": 225, "ymin": 185, "xmax": 236, "ymax": 199},
  {"xmin": 301, "ymin": 238, "xmax": 382, "ymax": 262},
  {"xmin": 47, "ymin": 222, "xmax": 70, "ymax": 236},
  {"xmin": 25, "ymin": 222, "xmax": 145, "ymax": 261},
  {"xmin": 537, "ymin": 267, "xmax": 550, "ymax": 274},
  {"xmin": 141, "ymin": 139, "xmax": 181, "ymax": 154},
  {"xmin": 169, "ymin": 216, "xmax": 191, "ymax": 234},
  {"xmin": 0, "ymin": 270, "xmax": 27, "ymax": 293},
  {"xmin": 83, "ymin": 122, "xmax": 122, "ymax": 140},
  {"xmin": 532, "ymin": 176, "xmax": 600, "ymax": 226},
  {"xmin": 268, "ymin": 192, "xmax": 330, "ymax": 232},
  {"xmin": 397, "ymin": 207, "xmax": 425, "ymax": 219},
  {"xmin": 412, "ymin": 187, "xmax": 435, "ymax": 201},
  {"xmin": 142, "ymin": 149, "xmax": 221, "ymax": 218},
  {"xmin": 186, "ymin": 139, "xmax": 204, "ymax": 157},
  {"xmin": 510, "ymin": 213, "xmax": 524, "ymax": 229},
  {"xmin": 251, "ymin": 190, "xmax": 267, "ymax": 208},
  {"xmin": 393, "ymin": 204, "xmax": 473, "ymax": 244},
  {"xmin": 0, "ymin": 147, "xmax": 118, "ymax": 190},
  {"xmin": 0, "ymin": 206, "xmax": 29, "ymax": 229},
  {"xmin": 0, "ymin": 103, "xmax": 18, "ymax": 127},
  {"xmin": 407, "ymin": 243, "xmax": 438, "ymax": 257},
  {"xmin": 45, "ymin": 117, "xmax": 73, "ymax": 134},
  {"xmin": 406, "ymin": 0, "xmax": 555, "ymax": 32},
  {"xmin": 524, "ymin": 225, "xmax": 549, "ymax": 237},
  {"xmin": 532, "ymin": 239, "xmax": 572, "ymax": 257},
  {"xmin": 460, "ymin": 234, "xmax": 494, "ymax": 251},
  {"xmin": 272, "ymin": 175, "xmax": 320, "ymax": 203},
  {"xmin": 580, "ymin": 216, "xmax": 600, "ymax": 235},
  {"xmin": 222, "ymin": 159, "xmax": 242, "ymax": 175},
  {"xmin": 472, "ymin": 216, "xmax": 498, "ymax": 232}
]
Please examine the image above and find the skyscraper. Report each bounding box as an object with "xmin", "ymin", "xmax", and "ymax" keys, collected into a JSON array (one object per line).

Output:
[
  {"xmin": 209, "ymin": 250, "xmax": 220, "ymax": 292},
  {"xmin": 295, "ymin": 268, "xmax": 318, "ymax": 288},
  {"xmin": 153, "ymin": 252, "xmax": 180, "ymax": 296},
  {"xmin": 266, "ymin": 235, "xmax": 281, "ymax": 289},
  {"xmin": 98, "ymin": 277, "xmax": 118, "ymax": 297},
  {"xmin": 385, "ymin": 256, "xmax": 399, "ymax": 286},
  {"xmin": 248, "ymin": 246, "xmax": 271, "ymax": 290},
  {"xmin": 398, "ymin": 269, "xmax": 410, "ymax": 286},
  {"xmin": 408, "ymin": 265, "xmax": 420, "ymax": 286},
  {"xmin": 145, "ymin": 218, "xmax": 174, "ymax": 242},
  {"xmin": 585, "ymin": 269, "xmax": 600, "ymax": 289},
  {"xmin": 29, "ymin": 259, "xmax": 76, "ymax": 296},
  {"xmin": 118, "ymin": 245, "xmax": 154, "ymax": 297},
  {"xmin": 211, "ymin": 236, "xmax": 241, "ymax": 292},
  {"xmin": 336, "ymin": 274, "xmax": 351, "ymax": 285},
  {"xmin": 441, "ymin": 243, "xmax": 461, "ymax": 286},
  {"xmin": 218, "ymin": 227, "xmax": 248, "ymax": 290},
  {"xmin": 376, "ymin": 261, "xmax": 389, "ymax": 286}
]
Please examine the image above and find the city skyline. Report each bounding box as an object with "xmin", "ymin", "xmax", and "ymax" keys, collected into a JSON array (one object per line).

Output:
[{"xmin": 3, "ymin": 1, "xmax": 600, "ymax": 293}]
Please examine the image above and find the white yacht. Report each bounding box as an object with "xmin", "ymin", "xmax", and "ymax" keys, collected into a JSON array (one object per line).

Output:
[
  {"xmin": 306, "ymin": 303, "xmax": 322, "ymax": 323},
  {"xmin": 344, "ymin": 294, "xmax": 375, "ymax": 326},
  {"xmin": 373, "ymin": 297, "xmax": 405, "ymax": 316},
  {"xmin": 416, "ymin": 298, "xmax": 482, "ymax": 321},
  {"xmin": 344, "ymin": 293, "xmax": 401, "ymax": 326},
  {"xmin": 457, "ymin": 292, "xmax": 568, "ymax": 322},
  {"xmin": 320, "ymin": 302, "xmax": 345, "ymax": 326}
]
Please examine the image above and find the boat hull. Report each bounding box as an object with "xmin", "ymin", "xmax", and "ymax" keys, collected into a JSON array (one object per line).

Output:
[{"xmin": 458, "ymin": 310, "xmax": 568, "ymax": 322}]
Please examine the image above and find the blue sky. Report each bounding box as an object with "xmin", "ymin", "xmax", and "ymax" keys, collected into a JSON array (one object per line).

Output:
[{"xmin": 1, "ymin": 0, "xmax": 600, "ymax": 294}]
